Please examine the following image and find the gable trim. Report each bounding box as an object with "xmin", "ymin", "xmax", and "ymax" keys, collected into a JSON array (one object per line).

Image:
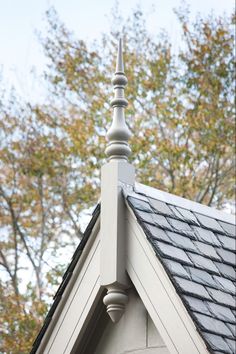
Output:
[
  {"xmin": 126, "ymin": 206, "xmax": 210, "ymax": 354},
  {"xmin": 36, "ymin": 218, "xmax": 102, "ymax": 354}
]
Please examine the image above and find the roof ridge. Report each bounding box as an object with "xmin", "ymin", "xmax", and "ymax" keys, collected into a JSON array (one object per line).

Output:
[{"xmin": 133, "ymin": 183, "xmax": 235, "ymax": 225}]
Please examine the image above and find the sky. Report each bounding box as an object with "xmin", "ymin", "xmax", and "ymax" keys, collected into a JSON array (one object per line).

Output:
[
  {"xmin": 0, "ymin": 0, "xmax": 234, "ymax": 101},
  {"xmin": 0, "ymin": 0, "xmax": 234, "ymax": 288}
]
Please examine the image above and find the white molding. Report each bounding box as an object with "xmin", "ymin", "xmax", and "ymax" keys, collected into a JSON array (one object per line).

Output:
[
  {"xmin": 36, "ymin": 219, "xmax": 101, "ymax": 354},
  {"xmin": 100, "ymin": 161, "xmax": 135, "ymax": 288},
  {"xmin": 100, "ymin": 160, "xmax": 135, "ymax": 322},
  {"xmin": 126, "ymin": 207, "xmax": 210, "ymax": 354},
  {"xmin": 135, "ymin": 183, "xmax": 235, "ymax": 224}
]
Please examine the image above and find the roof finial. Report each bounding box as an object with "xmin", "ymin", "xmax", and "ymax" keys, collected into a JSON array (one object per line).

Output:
[{"xmin": 105, "ymin": 38, "xmax": 132, "ymax": 161}]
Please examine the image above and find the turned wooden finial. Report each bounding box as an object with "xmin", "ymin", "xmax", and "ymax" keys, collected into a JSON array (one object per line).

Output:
[
  {"xmin": 105, "ymin": 38, "xmax": 131, "ymax": 161},
  {"xmin": 101, "ymin": 38, "xmax": 134, "ymax": 324},
  {"xmin": 103, "ymin": 286, "xmax": 128, "ymax": 323}
]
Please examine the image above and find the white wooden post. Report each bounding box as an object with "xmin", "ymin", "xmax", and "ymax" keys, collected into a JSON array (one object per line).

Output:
[{"xmin": 100, "ymin": 39, "xmax": 135, "ymax": 323}]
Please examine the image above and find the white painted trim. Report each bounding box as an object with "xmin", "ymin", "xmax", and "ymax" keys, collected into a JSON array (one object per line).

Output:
[
  {"xmin": 135, "ymin": 183, "xmax": 235, "ymax": 224},
  {"xmin": 100, "ymin": 161, "xmax": 134, "ymax": 288},
  {"xmin": 126, "ymin": 206, "xmax": 210, "ymax": 354},
  {"xmin": 36, "ymin": 219, "xmax": 102, "ymax": 354}
]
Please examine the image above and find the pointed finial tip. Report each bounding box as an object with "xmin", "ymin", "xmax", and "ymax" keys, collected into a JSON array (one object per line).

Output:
[
  {"xmin": 105, "ymin": 37, "xmax": 131, "ymax": 161},
  {"xmin": 116, "ymin": 37, "xmax": 124, "ymax": 73}
]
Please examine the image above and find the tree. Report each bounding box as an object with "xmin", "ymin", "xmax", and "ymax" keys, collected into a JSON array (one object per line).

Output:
[
  {"xmin": 0, "ymin": 5, "xmax": 234, "ymax": 353},
  {"xmin": 40, "ymin": 5, "xmax": 235, "ymax": 206}
]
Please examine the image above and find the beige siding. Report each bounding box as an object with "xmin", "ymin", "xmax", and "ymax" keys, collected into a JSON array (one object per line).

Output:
[{"xmin": 94, "ymin": 288, "xmax": 169, "ymax": 354}]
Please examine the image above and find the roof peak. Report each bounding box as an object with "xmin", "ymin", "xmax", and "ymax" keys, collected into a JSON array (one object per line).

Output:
[{"xmin": 105, "ymin": 38, "xmax": 132, "ymax": 161}]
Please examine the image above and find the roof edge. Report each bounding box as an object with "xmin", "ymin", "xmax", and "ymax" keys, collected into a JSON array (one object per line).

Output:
[
  {"xmin": 30, "ymin": 204, "xmax": 101, "ymax": 354},
  {"xmin": 134, "ymin": 183, "xmax": 235, "ymax": 224}
]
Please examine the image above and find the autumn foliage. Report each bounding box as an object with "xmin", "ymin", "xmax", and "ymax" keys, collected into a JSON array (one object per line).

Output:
[{"xmin": 0, "ymin": 5, "xmax": 235, "ymax": 353}]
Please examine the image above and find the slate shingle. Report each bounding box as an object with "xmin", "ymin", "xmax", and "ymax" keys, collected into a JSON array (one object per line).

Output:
[
  {"xmin": 166, "ymin": 205, "xmax": 185, "ymax": 220},
  {"xmin": 187, "ymin": 253, "xmax": 220, "ymax": 274},
  {"xmin": 214, "ymin": 262, "xmax": 236, "ymax": 281},
  {"xmin": 186, "ymin": 267, "xmax": 218, "ymax": 288},
  {"xmin": 212, "ymin": 276, "xmax": 236, "ymax": 295},
  {"xmin": 163, "ymin": 259, "xmax": 190, "ymax": 279},
  {"xmin": 148, "ymin": 198, "xmax": 174, "ymax": 217},
  {"xmin": 133, "ymin": 209, "xmax": 156, "ymax": 225},
  {"xmin": 173, "ymin": 206, "xmax": 200, "ymax": 225},
  {"xmin": 143, "ymin": 223, "xmax": 169, "ymax": 243},
  {"xmin": 202, "ymin": 332, "xmax": 231, "ymax": 353},
  {"xmin": 166, "ymin": 218, "xmax": 194, "ymax": 237},
  {"xmin": 153, "ymin": 241, "xmax": 192, "ymax": 265},
  {"xmin": 128, "ymin": 196, "xmax": 153, "ymax": 213},
  {"xmin": 216, "ymin": 248, "xmax": 236, "ymax": 267},
  {"xmin": 226, "ymin": 323, "xmax": 236, "ymax": 337},
  {"xmin": 152, "ymin": 214, "xmax": 173, "ymax": 230},
  {"xmin": 225, "ymin": 338, "xmax": 236, "ymax": 353},
  {"xmin": 206, "ymin": 302, "xmax": 235, "ymax": 323},
  {"xmin": 194, "ymin": 313, "xmax": 233, "ymax": 338},
  {"xmin": 219, "ymin": 221, "xmax": 236, "ymax": 237},
  {"xmin": 194, "ymin": 213, "xmax": 225, "ymax": 233},
  {"xmin": 174, "ymin": 277, "xmax": 212, "ymax": 300},
  {"xmin": 206, "ymin": 288, "xmax": 236, "ymax": 308},
  {"xmin": 183, "ymin": 295, "xmax": 211, "ymax": 315},
  {"xmin": 217, "ymin": 235, "xmax": 236, "ymax": 252},
  {"xmin": 194, "ymin": 241, "xmax": 221, "ymax": 261},
  {"xmin": 166, "ymin": 231, "xmax": 196, "ymax": 252},
  {"xmin": 193, "ymin": 226, "xmax": 221, "ymax": 246}
]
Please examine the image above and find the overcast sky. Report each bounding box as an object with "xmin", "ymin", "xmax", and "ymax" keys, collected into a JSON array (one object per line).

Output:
[{"xmin": 0, "ymin": 0, "xmax": 234, "ymax": 101}]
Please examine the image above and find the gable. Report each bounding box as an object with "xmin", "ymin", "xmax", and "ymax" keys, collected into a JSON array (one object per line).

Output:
[
  {"xmin": 31, "ymin": 183, "xmax": 235, "ymax": 354},
  {"xmin": 124, "ymin": 183, "xmax": 235, "ymax": 354},
  {"xmin": 84, "ymin": 287, "xmax": 169, "ymax": 354},
  {"xmin": 30, "ymin": 38, "xmax": 235, "ymax": 354}
]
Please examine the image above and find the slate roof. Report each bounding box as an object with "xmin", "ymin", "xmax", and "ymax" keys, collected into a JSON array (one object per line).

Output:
[
  {"xmin": 124, "ymin": 183, "xmax": 236, "ymax": 354},
  {"xmin": 30, "ymin": 182, "xmax": 235, "ymax": 354}
]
